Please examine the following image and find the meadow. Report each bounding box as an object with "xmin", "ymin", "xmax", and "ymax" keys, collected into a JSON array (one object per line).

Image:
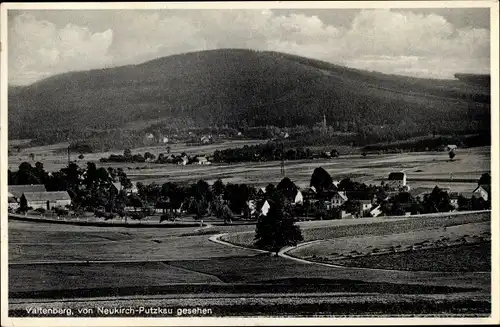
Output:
[{"xmin": 8, "ymin": 140, "xmax": 489, "ymax": 192}]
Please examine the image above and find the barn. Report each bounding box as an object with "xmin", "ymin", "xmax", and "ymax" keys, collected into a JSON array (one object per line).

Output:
[{"xmin": 21, "ymin": 191, "xmax": 72, "ymax": 210}]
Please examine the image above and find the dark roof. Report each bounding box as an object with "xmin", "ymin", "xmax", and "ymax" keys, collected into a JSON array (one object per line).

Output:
[
  {"xmin": 388, "ymin": 172, "xmax": 406, "ymax": 180},
  {"xmin": 8, "ymin": 184, "xmax": 47, "ymax": 198},
  {"xmin": 23, "ymin": 191, "xmax": 71, "ymax": 202}
]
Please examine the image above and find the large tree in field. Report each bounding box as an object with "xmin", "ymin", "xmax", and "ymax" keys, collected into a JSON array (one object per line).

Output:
[
  {"xmin": 254, "ymin": 193, "xmax": 303, "ymax": 255},
  {"xmin": 310, "ymin": 167, "xmax": 333, "ymax": 192}
]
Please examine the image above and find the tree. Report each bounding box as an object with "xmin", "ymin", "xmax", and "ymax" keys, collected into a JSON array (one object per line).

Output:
[
  {"xmin": 78, "ymin": 154, "xmax": 85, "ymax": 160},
  {"xmin": 212, "ymin": 179, "xmax": 226, "ymax": 198},
  {"xmin": 478, "ymin": 173, "xmax": 491, "ymax": 185},
  {"xmin": 254, "ymin": 194, "xmax": 303, "ymax": 255},
  {"xmin": 277, "ymin": 177, "xmax": 298, "ymax": 202},
  {"xmin": 124, "ymin": 149, "xmax": 132, "ymax": 159},
  {"xmin": 310, "ymin": 167, "xmax": 333, "ymax": 192}
]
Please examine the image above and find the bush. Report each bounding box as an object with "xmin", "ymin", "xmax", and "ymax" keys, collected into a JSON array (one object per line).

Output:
[
  {"xmin": 129, "ymin": 212, "xmax": 145, "ymax": 220},
  {"xmin": 35, "ymin": 208, "xmax": 46, "ymax": 214}
]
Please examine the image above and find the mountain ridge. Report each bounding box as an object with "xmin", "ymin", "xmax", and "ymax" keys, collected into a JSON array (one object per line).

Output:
[{"xmin": 8, "ymin": 48, "xmax": 490, "ymax": 140}]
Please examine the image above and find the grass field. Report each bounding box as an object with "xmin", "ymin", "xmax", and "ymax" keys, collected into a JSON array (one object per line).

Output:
[
  {"xmin": 9, "ymin": 142, "xmax": 489, "ymax": 191},
  {"xmin": 334, "ymin": 243, "xmax": 491, "ymax": 272},
  {"xmin": 222, "ymin": 212, "xmax": 491, "ymax": 248},
  {"xmin": 8, "ymin": 213, "xmax": 491, "ymax": 315}
]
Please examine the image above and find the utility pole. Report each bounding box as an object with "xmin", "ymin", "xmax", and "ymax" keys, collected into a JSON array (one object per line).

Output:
[{"xmin": 67, "ymin": 137, "xmax": 71, "ymax": 167}]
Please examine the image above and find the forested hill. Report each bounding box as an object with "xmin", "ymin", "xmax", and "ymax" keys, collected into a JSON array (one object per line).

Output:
[{"xmin": 8, "ymin": 48, "xmax": 490, "ymax": 139}]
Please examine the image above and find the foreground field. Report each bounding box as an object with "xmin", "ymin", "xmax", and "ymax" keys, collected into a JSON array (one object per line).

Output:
[
  {"xmin": 222, "ymin": 212, "xmax": 491, "ymax": 248},
  {"xmin": 289, "ymin": 221, "xmax": 490, "ymax": 268},
  {"xmin": 8, "ymin": 211, "xmax": 491, "ymax": 316}
]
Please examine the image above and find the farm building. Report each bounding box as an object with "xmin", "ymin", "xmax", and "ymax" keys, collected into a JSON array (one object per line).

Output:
[
  {"xmin": 387, "ymin": 172, "xmax": 407, "ymax": 189},
  {"xmin": 473, "ymin": 184, "xmax": 490, "ymax": 201},
  {"xmin": 8, "ymin": 184, "xmax": 47, "ymax": 199},
  {"xmin": 21, "ymin": 191, "xmax": 72, "ymax": 210}
]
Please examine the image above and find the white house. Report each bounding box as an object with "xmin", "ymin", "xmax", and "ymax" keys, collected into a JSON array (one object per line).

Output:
[
  {"xmin": 247, "ymin": 200, "xmax": 257, "ymax": 215},
  {"xmin": 293, "ymin": 190, "xmax": 304, "ymax": 205},
  {"xmin": 162, "ymin": 137, "xmax": 169, "ymax": 143},
  {"xmin": 359, "ymin": 199, "xmax": 373, "ymax": 213},
  {"xmin": 331, "ymin": 191, "xmax": 348, "ymax": 208},
  {"xmin": 370, "ymin": 205, "xmax": 383, "ymax": 217},
  {"xmin": 260, "ymin": 200, "xmax": 270, "ymax": 216},
  {"xmin": 195, "ymin": 156, "xmax": 211, "ymax": 165},
  {"xmin": 473, "ymin": 185, "xmax": 490, "ymax": 201}
]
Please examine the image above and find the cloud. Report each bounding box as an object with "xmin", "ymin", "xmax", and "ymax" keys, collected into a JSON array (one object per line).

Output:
[
  {"xmin": 9, "ymin": 13, "xmax": 114, "ymax": 85},
  {"xmin": 8, "ymin": 9, "xmax": 490, "ymax": 85}
]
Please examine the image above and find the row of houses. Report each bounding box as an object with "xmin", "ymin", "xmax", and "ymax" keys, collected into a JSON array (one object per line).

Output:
[{"xmin": 250, "ymin": 171, "xmax": 490, "ymax": 219}]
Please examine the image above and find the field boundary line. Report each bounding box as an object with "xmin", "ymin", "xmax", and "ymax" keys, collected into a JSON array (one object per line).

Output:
[{"xmin": 208, "ymin": 233, "xmax": 269, "ymax": 254}]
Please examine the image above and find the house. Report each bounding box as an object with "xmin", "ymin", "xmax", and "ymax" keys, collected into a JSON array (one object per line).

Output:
[
  {"xmin": 112, "ymin": 182, "xmax": 122, "ymax": 192},
  {"xmin": 449, "ymin": 192, "xmax": 476, "ymax": 208},
  {"xmin": 387, "ymin": 172, "xmax": 407, "ymax": 189},
  {"xmin": 260, "ymin": 200, "xmax": 270, "ymax": 216},
  {"xmin": 145, "ymin": 133, "xmax": 155, "ymax": 140},
  {"xmin": 247, "ymin": 200, "xmax": 257, "ymax": 215},
  {"xmin": 194, "ymin": 156, "xmax": 211, "ymax": 165},
  {"xmin": 22, "ymin": 191, "xmax": 72, "ymax": 210},
  {"xmin": 256, "ymin": 187, "xmax": 267, "ymax": 198},
  {"xmin": 293, "ymin": 190, "xmax": 304, "ymax": 205},
  {"xmin": 302, "ymin": 187, "xmax": 317, "ymax": 201},
  {"xmin": 330, "ymin": 191, "xmax": 348, "ymax": 208},
  {"xmin": 473, "ymin": 184, "xmax": 490, "ymax": 201},
  {"xmin": 177, "ymin": 157, "xmax": 189, "ymax": 166},
  {"xmin": 162, "ymin": 137, "xmax": 169, "ymax": 144},
  {"xmin": 446, "ymin": 145, "xmax": 458, "ymax": 151},
  {"xmin": 8, "ymin": 184, "xmax": 47, "ymax": 200},
  {"xmin": 200, "ymin": 135, "xmax": 212, "ymax": 144},
  {"xmin": 359, "ymin": 199, "xmax": 373, "ymax": 213},
  {"xmin": 370, "ymin": 205, "xmax": 383, "ymax": 217},
  {"xmin": 126, "ymin": 182, "xmax": 139, "ymax": 195}
]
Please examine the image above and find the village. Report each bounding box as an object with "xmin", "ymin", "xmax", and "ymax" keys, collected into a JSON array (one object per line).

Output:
[{"xmin": 7, "ymin": 155, "xmax": 491, "ymax": 223}]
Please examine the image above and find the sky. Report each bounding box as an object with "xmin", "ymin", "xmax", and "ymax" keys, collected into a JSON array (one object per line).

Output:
[{"xmin": 7, "ymin": 7, "xmax": 491, "ymax": 85}]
